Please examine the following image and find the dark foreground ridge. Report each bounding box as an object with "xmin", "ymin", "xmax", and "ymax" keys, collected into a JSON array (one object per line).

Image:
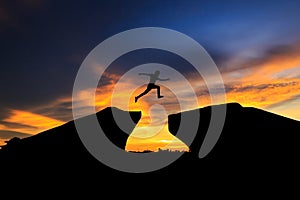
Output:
[
  {"xmin": 168, "ymin": 103, "xmax": 300, "ymax": 159},
  {"xmin": 0, "ymin": 107, "xmax": 141, "ymax": 173},
  {"xmin": 0, "ymin": 103, "xmax": 299, "ymax": 182}
]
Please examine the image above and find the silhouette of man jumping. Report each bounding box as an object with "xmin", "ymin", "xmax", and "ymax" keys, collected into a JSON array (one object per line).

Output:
[{"xmin": 135, "ymin": 70, "xmax": 169, "ymax": 103}]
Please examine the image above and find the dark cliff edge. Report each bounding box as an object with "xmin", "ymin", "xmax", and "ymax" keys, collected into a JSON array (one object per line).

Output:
[
  {"xmin": 168, "ymin": 103, "xmax": 300, "ymax": 159},
  {"xmin": 0, "ymin": 107, "xmax": 141, "ymax": 173},
  {"xmin": 0, "ymin": 103, "xmax": 299, "ymax": 184}
]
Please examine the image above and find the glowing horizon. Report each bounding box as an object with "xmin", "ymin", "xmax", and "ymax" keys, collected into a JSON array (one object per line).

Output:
[{"xmin": 1, "ymin": 42, "xmax": 300, "ymax": 151}]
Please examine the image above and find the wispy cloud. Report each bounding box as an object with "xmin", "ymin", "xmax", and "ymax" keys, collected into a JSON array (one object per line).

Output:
[
  {"xmin": 0, "ymin": 109, "xmax": 64, "ymax": 134},
  {"xmin": 225, "ymin": 79, "xmax": 300, "ymax": 108},
  {"xmin": 218, "ymin": 42, "xmax": 300, "ymax": 112},
  {"xmin": 222, "ymin": 42, "xmax": 300, "ymax": 79}
]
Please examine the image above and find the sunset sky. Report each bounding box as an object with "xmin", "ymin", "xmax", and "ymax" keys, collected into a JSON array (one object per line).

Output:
[{"xmin": 1, "ymin": 0, "xmax": 300, "ymax": 150}]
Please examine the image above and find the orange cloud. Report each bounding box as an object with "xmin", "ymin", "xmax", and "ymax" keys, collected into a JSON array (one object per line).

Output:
[
  {"xmin": 242, "ymin": 56, "xmax": 300, "ymax": 82},
  {"xmin": 1, "ymin": 110, "xmax": 64, "ymax": 134},
  {"xmin": 224, "ymin": 78, "xmax": 300, "ymax": 108},
  {"xmin": 218, "ymin": 43, "xmax": 300, "ymax": 119}
]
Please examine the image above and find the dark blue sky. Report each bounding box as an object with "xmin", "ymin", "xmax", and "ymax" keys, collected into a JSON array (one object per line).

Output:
[{"xmin": 1, "ymin": 0, "xmax": 300, "ymax": 114}]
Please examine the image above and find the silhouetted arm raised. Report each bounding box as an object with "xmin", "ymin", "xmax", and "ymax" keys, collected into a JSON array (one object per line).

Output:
[
  {"xmin": 138, "ymin": 73, "xmax": 152, "ymax": 76},
  {"xmin": 157, "ymin": 77, "xmax": 170, "ymax": 81}
]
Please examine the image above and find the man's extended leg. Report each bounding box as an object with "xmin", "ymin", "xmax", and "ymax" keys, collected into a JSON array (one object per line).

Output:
[{"xmin": 135, "ymin": 87, "xmax": 151, "ymax": 102}]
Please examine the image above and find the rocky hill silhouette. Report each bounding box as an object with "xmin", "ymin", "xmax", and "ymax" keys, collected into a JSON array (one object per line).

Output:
[
  {"xmin": 0, "ymin": 107, "xmax": 141, "ymax": 174},
  {"xmin": 0, "ymin": 103, "xmax": 299, "ymax": 182},
  {"xmin": 169, "ymin": 103, "xmax": 300, "ymax": 160}
]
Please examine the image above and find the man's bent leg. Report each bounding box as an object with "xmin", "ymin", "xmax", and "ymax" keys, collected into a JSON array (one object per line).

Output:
[{"xmin": 154, "ymin": 85, "xmax": 163, "ymax": 98}]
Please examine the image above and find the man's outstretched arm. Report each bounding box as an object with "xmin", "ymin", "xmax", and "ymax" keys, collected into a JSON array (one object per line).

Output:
[
  {"xmin": 138, "ymin": 73, "xmax": 151, "ymax": 76},
  {"xmin": 158, "ymin": 78, "xmax": 170, "ymax": 81}
]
